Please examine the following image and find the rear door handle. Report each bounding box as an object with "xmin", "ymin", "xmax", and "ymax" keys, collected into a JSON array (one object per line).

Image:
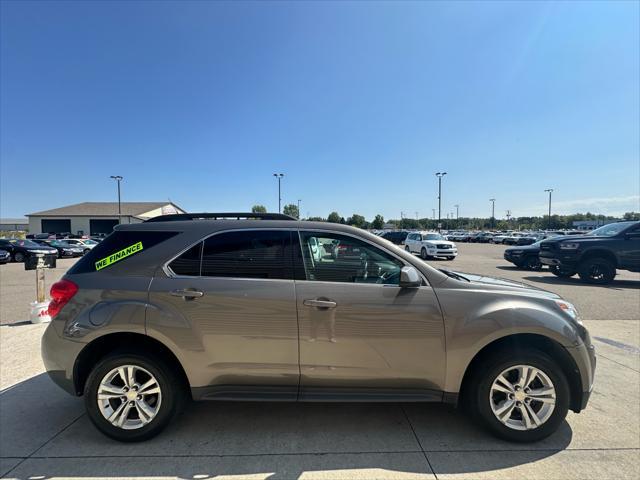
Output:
[
  {"xmin": 303, "ymin": 299, "xmax": 337, "ymax": 309},
  {"xmin": 170, "ymin": 289, "xmax": 204, "ymax": 300}
]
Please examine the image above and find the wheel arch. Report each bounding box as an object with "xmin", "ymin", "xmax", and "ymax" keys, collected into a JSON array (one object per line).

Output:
[
  {"xmin": 579, "ymin": 248, "xmax": 617, "ymax": 268},
  {"xmin": 457, "ymin": 333, "xmax": 584, "ymax": 413},
  {"xmin": 73, "ymin": 332, "xmax": 190, "ymax": 397}
]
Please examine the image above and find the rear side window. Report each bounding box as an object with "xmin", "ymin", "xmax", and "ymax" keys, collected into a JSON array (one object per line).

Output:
[
  {"xmin": 168, "ymin": 242, "xmax": 202, "ymax": 276},
  {"xmin": 68, "ymin": 231, "xmax": 178, "ymax": 274},
  {"xmin": 201, "ymin": 230, "xmax": 291, "ymax": 279}
]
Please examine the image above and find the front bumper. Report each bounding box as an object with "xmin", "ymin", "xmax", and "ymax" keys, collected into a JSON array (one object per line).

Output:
[
  {"xmin": 539, "ymin": 252, "xmax": 580, "ymax": 269},
  {"xmin": 565, "ymin": 339, "xmax": 597, "ymax": 412}
]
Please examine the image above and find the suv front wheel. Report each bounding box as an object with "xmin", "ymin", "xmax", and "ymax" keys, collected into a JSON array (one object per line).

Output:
[
  {"xmin": 578, "ymin": 257, "xmax": 616, "ymax": 284},
  {"xmin": 84, "ymin": 352, "xmax": 185, "ymax": 442},
  {"xmin": 467, "ymin": 349, "xmax": 569, "ymax": 442}
]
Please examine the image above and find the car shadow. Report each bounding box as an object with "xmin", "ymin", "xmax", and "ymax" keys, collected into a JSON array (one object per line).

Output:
[
  {"xmin": 521, "ymin": 275, "xmax": 640, "ymax": 289},
  {"xmin": 1, "ymin": 373, "xmax": 573, "ymax": 479}
]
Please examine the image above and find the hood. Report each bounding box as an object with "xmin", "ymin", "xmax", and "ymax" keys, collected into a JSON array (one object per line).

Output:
[
  {"xmin": 447, "ymin": 270, "xmax": 560, "ymax": 298},
  {"xmin": 541, "ymin": 234, "xmax": 597, "ymax": 244},
  {"xmin": 423, "ymin": 239, "xmax": 454, "ymax": 245},
  {"xmin": 505, "ymin": 244, "xmax": 540, "ymax": 252}
]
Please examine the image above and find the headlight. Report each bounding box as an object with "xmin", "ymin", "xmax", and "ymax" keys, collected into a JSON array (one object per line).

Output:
[
  {"xmin": 559, "ymin": 242, "xmax": 580, "ymax": 250},
  {"xmin": 555, "ymin": 300, "xmax": 582, "ymax": 323}
]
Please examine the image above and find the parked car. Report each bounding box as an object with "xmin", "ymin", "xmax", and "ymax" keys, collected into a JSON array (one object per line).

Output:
[
  {"xmin": 539, "ymin": 221, "xmax": 640, "ymax": 284},
  {"xmin": 491, "ymin": 232, "xmax": 513, "ymax": 244},
  {"xmin": 26, "ymin": 233, "xmax": 56, "ymax": 240},
  {"xmin": 42, "ymin": 213, "xmax": 595, "ymax": 443},
  {"xmin": 0, "ymin": 249, "xmax": 10, "ymax": 264},
  {"xmin": 380, "ymin": 230, "xmax": 409, "ymax": 246},
  {"xmin": 64, "ymin": 238, "xmax": 99, "ymax": 254},
  {"xmin": 504, "ymin": 242, "xmax": 543, "ymax": 270},
  {"xmin": 0, "ymin": 238, "xmax": 58, "ymax": 262},
  {"xmin": 405, "ymin": 231, "xmax": 457, "ymax": 260},
  {"xmin": 34, "ymin": 240, "xmax": 84, "ymax": 258},
  {"xmin": 475, "ymin": 232, "xmax": 495, "ymax": 243}
]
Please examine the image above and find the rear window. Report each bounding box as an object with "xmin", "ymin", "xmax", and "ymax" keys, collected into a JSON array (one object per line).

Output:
[
  {"xmin": 68, "ymin": 231, "xmax": 178, "ymax": 274},
  {"xmin": 201, "ymin": 230, "xmax": 290, "ymax": 279}
]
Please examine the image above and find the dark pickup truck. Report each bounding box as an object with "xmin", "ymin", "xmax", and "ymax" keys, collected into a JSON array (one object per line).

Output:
[{"xmin": 539, "ymin": 221, "xmax": 640, "ymax": 284}]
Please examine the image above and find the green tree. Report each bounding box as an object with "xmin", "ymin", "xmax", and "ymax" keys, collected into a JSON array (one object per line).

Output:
[
  {"xmin": 251, "ymin": 205, "xmax": 267, "ymax": 213},
  {"xmin": 283, "ymin": 204, "xmax": 300, "ymax": 218},
  {"xmin": 327, "ymin": 211, "xmax": 342, "ymax": 223},
  {"xmin": 371, "ymin": 214, "xmax": 385, "ymax": 229},
  {"xmin": 347, "ymin": 213, "xmax": 366, "ymax": 228}
]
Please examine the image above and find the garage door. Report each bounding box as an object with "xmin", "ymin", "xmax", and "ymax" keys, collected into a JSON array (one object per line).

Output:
[
  {"xmin": 90, "ymin": 219, "xmax": 119, "ymax": 235},
  {"xmin": 41, "ymin": 219, "xmax": 71, "ymax": 234}
]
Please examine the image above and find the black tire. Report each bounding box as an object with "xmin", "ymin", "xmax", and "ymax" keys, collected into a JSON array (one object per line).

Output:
[
  {"xmin": 446, "ymin": 256, "xmax": 455, "ymax": 261},
  {"xmin": 13, "ymin": 252, "xmax": 25, "ymax": 262},
  {"xmin": 84, "ymin": 352, "xmax": 185, "ymax": 442},
  {"xmin": 466, "ymin": 348, "xmax": 569, "ymax": 442},
  {"xmin": 420, "ymin": 248, "xmax": 430, "ymax": 260},
  {"xmin": 524, "ymin": 256, "xmax": 542, "ymax": 271},
  {"xmin": 578, "ymin": 257, "xmax": 616, "ymax": 284},
  {"xmin": 549, "ymin": 265, "xmax": 576, "ymax": 278},
  {"xmin": 405, "ymin": 245, "xmax": 411, "ymax": 252}
]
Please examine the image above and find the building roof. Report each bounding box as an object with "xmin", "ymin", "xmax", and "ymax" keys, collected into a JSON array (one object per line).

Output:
[
  {"xmin": 0, "ymin": 218, "xmax": 28, "ymax": 225},
  {"xmin": 27, "ymin": 202, "xmax": 183, "ymax": 218}
]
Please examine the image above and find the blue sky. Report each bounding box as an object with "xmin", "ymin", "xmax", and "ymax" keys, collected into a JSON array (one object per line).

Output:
[{"xmin": 1, "ymin": 0, "xmax": 638, "ymax": 220}]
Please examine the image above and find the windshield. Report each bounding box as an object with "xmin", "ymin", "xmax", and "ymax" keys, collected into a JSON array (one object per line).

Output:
[
  {"xmin": 9, "ymin": 239, "xmax": 41, "ymax": 248},
  {"xmin": 84, "ymin": 239, "xmax": 98, "ymax": 245},
  {"xmin": 424, "ymin": 234, "xmax": 444, "ymax": 240},
  {"xmin": 588, "ymin": 222, "xmax": 636, "ymax": 237}
]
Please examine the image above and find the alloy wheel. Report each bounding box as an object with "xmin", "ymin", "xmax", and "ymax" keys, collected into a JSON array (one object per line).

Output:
[
  {"xmin": 97, "ymin": 365, "xmax": 162, "ymax": 430},
  {"xmin": 489, "ymin": 365, "xmax": 556, "ymax": 431}
]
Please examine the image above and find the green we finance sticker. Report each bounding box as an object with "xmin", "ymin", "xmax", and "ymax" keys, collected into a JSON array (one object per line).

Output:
[{"xmin": 95, "ymin": 242, "xmax": 143, "ymax": 271}]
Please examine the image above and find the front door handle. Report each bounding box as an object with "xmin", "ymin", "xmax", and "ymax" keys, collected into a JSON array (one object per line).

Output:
[
  {"xmin": 303, "ymin": 299, "xmax": 337, "ymax": 309},
  {"xmin": 170, "ymin": 289, "xmax": 204, "ymax": 300}
]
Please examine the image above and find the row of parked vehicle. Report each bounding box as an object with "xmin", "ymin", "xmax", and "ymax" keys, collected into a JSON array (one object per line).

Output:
[
  {"xmin": 502, "ymin": 221, "xmax": 640, "ymax": 284},
  {"xmin": 445, "ymin": 230, "xmax": 585, "ymax": 245},
  {"xmin": 0, "ymin": 236, "xmax": 102, "ymax": 263}
]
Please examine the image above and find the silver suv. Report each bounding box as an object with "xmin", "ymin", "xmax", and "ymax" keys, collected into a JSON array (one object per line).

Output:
[{"xmin": 41, "ymin": 213, "xmax": 596, "ymax": 442}]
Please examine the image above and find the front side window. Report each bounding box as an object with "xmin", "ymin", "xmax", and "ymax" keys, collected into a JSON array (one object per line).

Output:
[
  {"xmin": 201, "ymin": 230, "xmax": 291, "ymax": 279},
  {"xmin": 298, "ymin": 231, "xmax": 403, "ymax": 285}
]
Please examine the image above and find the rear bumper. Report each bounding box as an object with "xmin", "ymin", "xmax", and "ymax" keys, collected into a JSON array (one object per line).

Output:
[{"xmin": 41, "ymin": 321, "xmax": 84, "ymax": 396}]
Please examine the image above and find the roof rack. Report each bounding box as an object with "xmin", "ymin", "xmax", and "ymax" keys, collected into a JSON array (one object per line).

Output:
[{"xmin": 145, "ymin": 212, "xmax": 297, "ymax": 223}]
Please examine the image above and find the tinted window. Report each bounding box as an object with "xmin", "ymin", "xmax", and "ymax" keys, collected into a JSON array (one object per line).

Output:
[
  {"xmin": 68, "ymin": 230, "xmax": 178, "ymax": 274},
  {"xmin": 299, "ymin": 232, "xmax": 403, "ymax": 285},
  {"xmin": 168, "ymin": 242, "xmax": 202, "ymax": 276},
  {"xmin": 202, "ymin": 230, "xmax": 291, "ymax": 279}
]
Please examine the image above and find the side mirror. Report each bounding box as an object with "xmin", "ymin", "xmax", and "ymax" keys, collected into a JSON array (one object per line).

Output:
[{"xmin": 399, "ymin": 266, "xmax": 422, "ymax": 288}]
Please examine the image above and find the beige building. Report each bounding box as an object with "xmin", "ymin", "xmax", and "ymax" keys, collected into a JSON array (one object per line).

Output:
[{"xmin": 27, "ymin": 202, "xmax": 185, "ymax": 235}]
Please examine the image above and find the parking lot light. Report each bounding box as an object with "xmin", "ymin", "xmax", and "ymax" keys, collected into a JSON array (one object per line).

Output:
[
  {"xmin": 110, "ymin": 176, "xmax": 123, "ymax": 224},
  {"xmin": 435, "ymin": 172, "xmax": 447, "ymax": 231},
  {"xmin": 545, "ymin": 189, "xmax": 554, "ymax": 229}
]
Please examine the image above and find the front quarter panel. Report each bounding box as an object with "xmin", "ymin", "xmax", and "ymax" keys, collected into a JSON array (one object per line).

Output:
[{"xmin": 436, "ymin": 280, "xmax": 582, "ymax": 393}]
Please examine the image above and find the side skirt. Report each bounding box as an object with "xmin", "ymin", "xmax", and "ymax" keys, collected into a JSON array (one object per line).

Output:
[{"xmin": 191, "ymin": 385, "xmax": 447, "ymax": 403}]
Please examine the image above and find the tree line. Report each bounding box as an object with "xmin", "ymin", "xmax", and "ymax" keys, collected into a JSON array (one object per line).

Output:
[{"xmin": 251, "ymin": 204, "xmax": 639, "ymax": 231}]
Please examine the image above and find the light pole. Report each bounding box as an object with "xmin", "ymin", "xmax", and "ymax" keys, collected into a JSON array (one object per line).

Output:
[
  {"xmin": 273, "ymin": 173, "xmax": 284, "ymax": 213},
  {"xmin": 544, "ymin": 189, "xmax": 553, "ymax": 230},
  {"xmin": 435, "ymin": 172, "xmax": 447, "ymax": 231},
  {"xmin": 432, "ymin": 208, "xmax": 435, "ymax": 219},
  {"xmin": 297, "ymin": 199, "xmax": 301, "ymax": 219},
  {"xmin": 454, "ymin": 204, "xmax": 459, "ymax": 219},
  {"xmin": 489, "ymin": 198, "xmax": 496, "ymax": 229},
  {"xmin": 110, "ymin": 176, "xmax": 123, "ymax": 224}
]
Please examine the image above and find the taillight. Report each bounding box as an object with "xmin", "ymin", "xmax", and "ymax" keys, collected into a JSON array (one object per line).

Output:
[{"xmin": 48, "ymin": 279, "xmax": 78, "ymax": 318}]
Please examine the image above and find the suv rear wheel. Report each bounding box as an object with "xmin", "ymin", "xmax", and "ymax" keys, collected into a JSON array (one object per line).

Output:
[
  {"xmin": 578, "ymin": 257, "xmax": 616, "ymax": 284},
  {"xmin": 467, "ymin": 349, "xmax": 569, "ymax": 442},
  {"xmin": 84, "ymin": 352, "xmax": 184, "ymax": 442}
]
